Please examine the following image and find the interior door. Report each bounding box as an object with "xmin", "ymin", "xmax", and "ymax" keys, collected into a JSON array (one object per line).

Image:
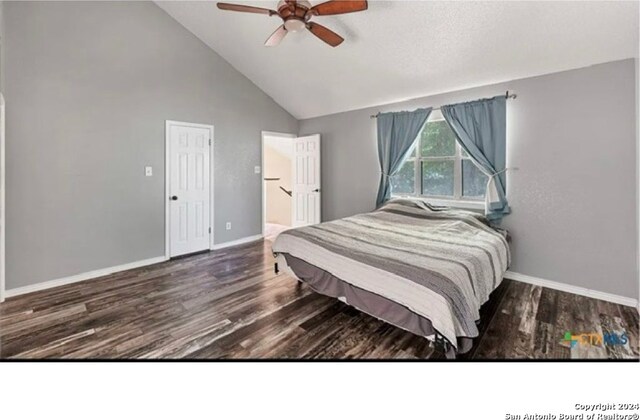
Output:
[
  {"xmin": 0, "ymin": 94, "xmax": 5, "ymax": 302},
  {"xmin": 168, "ymin": 122, "xmax": 211, "ymax": 257},
  {"xmin": 292, "ymin": 134, "xmax": 321, "ymax": 227}
]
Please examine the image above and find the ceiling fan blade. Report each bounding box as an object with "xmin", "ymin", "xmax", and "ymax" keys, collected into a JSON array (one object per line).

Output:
[
  {"xmin": 308, "ymin": 0, "xmax": 367, "ymax": 16},
  {"xmin": 217, "ymin": 3, "xmax": 277, "ymax": 16},
  {"xmin": 306, "ymin": 22, "xmax": 344, "ymax": 47},
  {"xmin": 265, "ymin": 25, "xmax": 288, "ymax": 47}
]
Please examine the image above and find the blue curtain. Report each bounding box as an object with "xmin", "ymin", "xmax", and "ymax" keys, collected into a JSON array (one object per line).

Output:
[
  {"xmin": 375, "ymin": 108, "xmax": 432, "ymax": 207},
  {"xmin": 441, "ymin": 95, "xmax": 510, "ymax": 222}
]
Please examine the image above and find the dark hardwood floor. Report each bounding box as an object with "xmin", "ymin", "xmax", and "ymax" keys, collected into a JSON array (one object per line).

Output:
[{"xmin": 0, "ymin": 239, "xmax": 638, "ymax": 360}]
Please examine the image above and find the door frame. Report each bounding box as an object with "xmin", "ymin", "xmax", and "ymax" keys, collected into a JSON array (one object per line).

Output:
[
  {"xmin": 165, "ymin": 120, "xmax": 215, "ymax": 260},
  {"xmin": 261, "ymin": 131, "xmax": 297, "ymax": 237}
]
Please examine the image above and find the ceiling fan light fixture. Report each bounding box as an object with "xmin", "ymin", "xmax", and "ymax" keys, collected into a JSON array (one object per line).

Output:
[{"xmin": 284, "ymin": 19, "xmax": 305, "ymax": 32}]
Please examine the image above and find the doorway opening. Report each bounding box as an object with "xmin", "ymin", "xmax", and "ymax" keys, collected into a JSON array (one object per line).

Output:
[
  {"xmin": 262, "ymin": 132, "xmax": 296, "ymax": 242},
  {"xmin": 261, "ymin": 131, "xmax": 322, "ymax": 243}
]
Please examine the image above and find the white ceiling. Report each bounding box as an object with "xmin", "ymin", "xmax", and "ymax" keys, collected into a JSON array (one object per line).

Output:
[{"xmin": 157, "ymin": 0, "xmax": 639, "ymax": 120}]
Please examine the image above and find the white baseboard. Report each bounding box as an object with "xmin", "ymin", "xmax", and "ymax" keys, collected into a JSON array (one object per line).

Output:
[
  {"xmin": 505, "ymin": 270, "xmax": 638, "ymax": 309},
  {"xmin": 212, "ymin": 234, "xmax": 263, "ymax": 251},
  {"xmin": 3, "ymin": 235, "xmax": 265, "ymax": 299},
  {"xmin": 4, "ymin": 256, "xmax": 167, "ymax": 299}
]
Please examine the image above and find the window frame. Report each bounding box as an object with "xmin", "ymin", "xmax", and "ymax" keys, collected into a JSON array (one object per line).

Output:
[{"xmin": 391, "ymin": 113, "xmax": 486, "ymax": 210}]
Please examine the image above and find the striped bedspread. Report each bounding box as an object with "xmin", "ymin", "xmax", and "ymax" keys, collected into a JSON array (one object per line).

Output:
[{"xmin": 271, "ymin": 198, "xmax": 510, "ymax": 349}]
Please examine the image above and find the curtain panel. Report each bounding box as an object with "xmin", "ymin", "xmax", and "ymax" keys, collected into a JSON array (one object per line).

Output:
[
  {"xmin": 375, "ymin": 108, "xmax": 432, "ymax": 207},
  {"xmin": 441, "ymin": 96, "xmax": 510, "ymax": 222}
]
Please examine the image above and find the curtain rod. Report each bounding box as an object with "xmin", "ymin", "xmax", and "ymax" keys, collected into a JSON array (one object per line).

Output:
[{"xmin": 369, "ymin": 91, "xmax": 517, "ymax": 119}]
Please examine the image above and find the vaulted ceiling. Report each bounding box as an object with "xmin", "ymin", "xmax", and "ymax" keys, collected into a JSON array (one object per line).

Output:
[{"xmin": 157, "ymin": 1, "xmax": 639, "ymax": 119}]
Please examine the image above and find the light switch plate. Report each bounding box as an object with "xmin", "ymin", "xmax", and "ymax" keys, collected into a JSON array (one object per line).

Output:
[
  {"xmin": 254, "ymin": 166, "xmax": 261, "ymax": 174},
  {"xmin": 145, "ymin": 166, "xmax": 153, "ymax": 177}
]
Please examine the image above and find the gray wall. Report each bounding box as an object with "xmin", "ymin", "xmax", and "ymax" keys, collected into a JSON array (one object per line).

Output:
[
  {"xmin": 300, "ymin": 59, "xmax": 638, "ymax": 299},
  {"xmin": 4, "ymin": 1, "xmax": 297, "ymax": 290}
]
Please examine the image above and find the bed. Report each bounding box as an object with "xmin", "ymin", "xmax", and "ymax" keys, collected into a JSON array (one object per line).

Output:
[{"xmin": 271, "ymin": 198, "xmax": 510, "ymax": 358}]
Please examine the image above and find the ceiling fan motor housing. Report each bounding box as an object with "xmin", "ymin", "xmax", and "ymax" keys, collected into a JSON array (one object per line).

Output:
[{"xmin": 278, "ymin": 0, "xmax": 312, "ymax": 32}]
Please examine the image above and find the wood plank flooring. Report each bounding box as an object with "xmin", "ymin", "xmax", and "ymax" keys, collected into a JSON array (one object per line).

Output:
[{"xmin": 1, "ymin": 240, "xmax": 638, "ymax": 360}]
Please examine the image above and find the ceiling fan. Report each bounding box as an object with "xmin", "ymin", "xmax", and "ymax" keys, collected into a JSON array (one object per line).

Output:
[{"xmin": 217, "ymin": 0, "xmax": 368, "ymax": 47}]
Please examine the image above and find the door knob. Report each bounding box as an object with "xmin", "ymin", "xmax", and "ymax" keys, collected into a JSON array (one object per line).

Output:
[
  {"xmin": 313, "ymin": 188, "xmax": 320, "ymax": 193},
  {"xmin": 170, "ymin": 195, "xmax": 178, "ymax": 201}
]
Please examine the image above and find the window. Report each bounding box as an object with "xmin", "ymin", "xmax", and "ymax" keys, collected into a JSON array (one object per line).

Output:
[{"xmin": 390, "ymin": 111, "xmax": 488, "ymax": 203}]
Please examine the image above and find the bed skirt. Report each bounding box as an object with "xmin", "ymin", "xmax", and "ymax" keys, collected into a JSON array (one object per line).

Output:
[{"xmin": 276, "ymin": 253, "xmax": 474, "ymax": 359}]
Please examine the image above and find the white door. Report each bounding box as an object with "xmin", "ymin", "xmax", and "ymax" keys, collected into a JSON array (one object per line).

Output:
[
  {"xmin": 0, "ymin": 94, "xmax": 5, "ymax": 302},
  {"xmin": 168, "ymin": 122, "xmax": 211, "ymax": 257},
  {"xmin": 292, "ymin": 134, "xmax": 321, "ymax": 227}
]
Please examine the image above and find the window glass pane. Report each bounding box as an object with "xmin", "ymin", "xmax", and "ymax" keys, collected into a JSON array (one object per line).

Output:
[
  {"xmin": 462, "ymin": 159, "xmax": 488, "ymax": 198},
  {"xmin": 390, "ymin": 159, "xmax": 415, "ymax": 194},
  {"xmin": 408, "ymin": 141, "xmax": 417, "ymax": 158},
  {"xmin": 421, "ymin": 160, "xmax": 454, "ymax": 196},
  {"xmin": 421, "ymin": 120, "xmax": 456, "ymax": 157}
]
